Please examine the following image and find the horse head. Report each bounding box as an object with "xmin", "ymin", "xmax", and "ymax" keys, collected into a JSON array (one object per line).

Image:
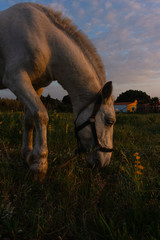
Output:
[{"xmin": 75, "ymin": 81, "xmax": 116, "ymax": 167}]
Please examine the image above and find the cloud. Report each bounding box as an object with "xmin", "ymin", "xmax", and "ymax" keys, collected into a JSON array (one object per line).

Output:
[
  {"xmin": 105, "ymin": 11, "xmax": 116, "ymax": 22},
  {"xmin": 105, "ymin": 2, "xmax": 112, "ymax": 9},
  {"xmin": 88, "ymin": 0, "xmax": 160, "ymax": 98},
  {"xmin": 128, "ymin": 1, "xmax": 141, "ymax": 10},
  {"xmin": 49, "ymin": 2, "xmax": 72, "ymax": 18},
  {"xmin": 77, "ymin": 8, "xmax": 85, "ymax": 18}
]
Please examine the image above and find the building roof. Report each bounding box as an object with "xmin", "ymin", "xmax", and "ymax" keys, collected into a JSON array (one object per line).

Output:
[{"xmin": 114, "ymin": 100, "xmax": 137, "ymax": 106}]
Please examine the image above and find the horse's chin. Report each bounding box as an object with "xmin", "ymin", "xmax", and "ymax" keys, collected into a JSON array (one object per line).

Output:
[{"xmin": 86, "ymin": 151, "xmax": 112, "ymax": 167}]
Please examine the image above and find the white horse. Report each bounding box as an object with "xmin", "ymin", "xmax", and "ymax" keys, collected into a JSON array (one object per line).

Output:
[{"xmin": 0, "ymin": 3, "xmax": 115, "ymax": 180}]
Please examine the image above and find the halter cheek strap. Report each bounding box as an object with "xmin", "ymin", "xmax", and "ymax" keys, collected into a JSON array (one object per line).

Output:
[{"xmin": 74, "ymin": 91, "xmax": 114, "ymax": 154}]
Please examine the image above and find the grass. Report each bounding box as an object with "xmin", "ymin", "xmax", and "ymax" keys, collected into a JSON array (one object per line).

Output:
[{"xmin": 0, "ymin": 111, "xmax": 160, "ymax": 240}]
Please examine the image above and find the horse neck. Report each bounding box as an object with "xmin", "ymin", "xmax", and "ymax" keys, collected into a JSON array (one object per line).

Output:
[
  {"xmin": 55, "ymin": 62, "xmax": 103, "ymax": 115},
  {"xmin": 53, "ymin": 30, "xmax": 105, "ymax": 116},
  {"xmin": 62, "ymin": 75, "xmax": 103, "ymax": 116}
]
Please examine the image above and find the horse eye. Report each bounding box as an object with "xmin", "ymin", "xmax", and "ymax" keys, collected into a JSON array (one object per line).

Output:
[{"xmin": 105, "ymin": 119, "xmax": 114, "ymax": 126}]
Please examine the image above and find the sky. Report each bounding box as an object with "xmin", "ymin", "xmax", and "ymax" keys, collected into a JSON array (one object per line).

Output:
[{"xmin": 0, "ymin": 0, "xmax": 160, "ymax": 100}]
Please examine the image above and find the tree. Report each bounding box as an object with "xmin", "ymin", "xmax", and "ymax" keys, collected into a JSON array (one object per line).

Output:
[
  {"xmin": 150, "ymin": 97, "xmax": 159, "ymax": 112},
  {"xmin": 115, "ymin": 90, "xmax": 151, "ymax": 104},
  {"xmin": 150, "ymin": 97, "xmax": 159, "ymax": 105},
  {"xmin": 62, "ymin": 95, "xmax": 73, "ymax": 112},
  {"xmin": 62, "ymin": 95, "xmax": 71, "ymax": 105}
]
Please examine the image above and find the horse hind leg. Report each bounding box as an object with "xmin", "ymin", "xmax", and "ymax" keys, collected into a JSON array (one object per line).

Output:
[
  {"xmin": 22, "ymin": 88, "xmax": 44, "ymax": 160},
  {"xmin": 22, "ymin": 107, "xmax": 34, "ymax": 160},
  {"xmin": 3, "ymin": 71, "xmax": 49, "ymax": 181}
]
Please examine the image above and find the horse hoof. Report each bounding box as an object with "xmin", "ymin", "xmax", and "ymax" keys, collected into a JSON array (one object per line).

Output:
[
  {"xmin": 30, "ymin": 162, "xmax": 48, "ymax": 182},
  {"xmin": 26, "ymin": 152, "xmax": 48, "ymax": 182}
]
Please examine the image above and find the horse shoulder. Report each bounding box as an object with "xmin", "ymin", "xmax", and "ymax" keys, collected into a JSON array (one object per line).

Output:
[{"xmin": 0, "ymin": 4, "xmax": 54, "ymax": 82}]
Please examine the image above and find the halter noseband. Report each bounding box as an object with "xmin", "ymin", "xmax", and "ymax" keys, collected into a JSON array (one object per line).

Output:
[{"xmin": 74, "ymin": 89, "xmax": 114, "ymax": 154}]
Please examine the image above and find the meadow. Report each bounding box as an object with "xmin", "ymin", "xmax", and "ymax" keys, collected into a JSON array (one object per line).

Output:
[{"xmin": 0, "ymin": 111, "xmax": 159, "ymax": 240}]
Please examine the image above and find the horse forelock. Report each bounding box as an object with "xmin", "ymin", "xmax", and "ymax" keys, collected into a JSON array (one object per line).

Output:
[{"xmin": 30, "ymin": 3, "xmax": 106, "ymax": 85}]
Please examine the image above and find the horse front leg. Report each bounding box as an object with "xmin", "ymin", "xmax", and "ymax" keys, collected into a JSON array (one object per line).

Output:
[
  {"xmin": 26, "ymin": 106, "xmax": 49, "ymax": 181},
  {"xmin": 3, "ymin": 71, "xmax": 48, "ymax": 181},
  {"xmin": 22, "ymin": 88, "xmax": 44, "ymax": 160}
]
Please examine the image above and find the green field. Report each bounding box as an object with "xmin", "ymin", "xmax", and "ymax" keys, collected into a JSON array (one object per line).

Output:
[{"xmin": 0, "ymin": 112, "xmax": 160, "ymax": 240}]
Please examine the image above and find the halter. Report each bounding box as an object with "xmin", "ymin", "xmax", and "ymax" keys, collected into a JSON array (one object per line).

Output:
[{"xmin": 74, "ymin": 88, "xmax": 114, "ymax": 154}]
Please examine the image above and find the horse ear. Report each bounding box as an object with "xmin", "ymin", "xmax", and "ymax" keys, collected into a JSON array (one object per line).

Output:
[{"xmin": 102, "ymin": 81, "xmax": 113, "ymax": 101}]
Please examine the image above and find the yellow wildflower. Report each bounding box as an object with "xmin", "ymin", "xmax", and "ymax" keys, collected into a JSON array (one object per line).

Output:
[
  {"xmin": 120, "ymin": 166, "xmax": 124, "ymax": 171},
  {"xmin": 48, "ymin": 124, "xmax": 52, "ymax": 131},
  {"xmin": 134, "ymin": 152, "xmax": 144, "ymax": 179},
  {"xmin": 137, "ymin": 165, "xmax": 144, "ymax": 170},
  {"xmin": 19, "ymin": 130, "xmax": 22, "ymax": 135},
  {"xmin": 135, "ymin": 170, "xmax": 142, "ymax": 175},
  {"xmin": 134, "ymin": 152, "xmax": 139, "ymax": 157},
  {"xmin": 135, "ymin": 160, "xmax": 141, "ymax": 164},
  {"xmin": 66, "ymin": 123, "xmax": 69, "ymax": 134},
  {"xmin": 0, "ymin": 121, "xmax": 2, "ymax": 125}
]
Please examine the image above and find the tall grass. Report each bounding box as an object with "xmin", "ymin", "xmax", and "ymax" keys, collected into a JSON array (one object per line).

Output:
[{"xmin": 0, "ymin": 112, "xmax": 160, "ymax": 239}]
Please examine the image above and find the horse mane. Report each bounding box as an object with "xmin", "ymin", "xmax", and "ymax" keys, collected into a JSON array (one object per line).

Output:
[{"xmin": 31, "ymin": 3, "xmax": 106, "ymax": 84}]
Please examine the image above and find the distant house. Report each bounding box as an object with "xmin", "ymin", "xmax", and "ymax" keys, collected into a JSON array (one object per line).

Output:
[
  {"xmin": 137, "ymin": 102, "xmax": 160, "ymax": 113},
  {"xmin": 137, "ymin": 103, "xmax": 151, "ymax": 113},
  {"xmin": 114, "ymin": 100, "xmax": 137, "ymax": 113}
]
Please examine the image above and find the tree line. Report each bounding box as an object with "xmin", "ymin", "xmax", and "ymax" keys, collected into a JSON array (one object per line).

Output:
[
  {"xmin": 0, "ymin": 94, "xmax": 72, "ymax": 112},
  {"xmin": 115, "ymin": 89, "xmax": 159, "ymax": 105},
  {"xmin": 0, "ymin": 89, "xmax": 159, "ymax": 112}
]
